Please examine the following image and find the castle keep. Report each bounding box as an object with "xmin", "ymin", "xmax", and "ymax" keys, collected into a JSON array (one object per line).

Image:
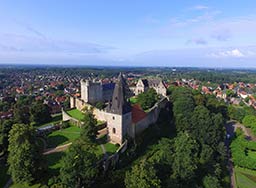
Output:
[{"xmin": 66, "ymin": 73, "xmax": 168, "ymax": 144}]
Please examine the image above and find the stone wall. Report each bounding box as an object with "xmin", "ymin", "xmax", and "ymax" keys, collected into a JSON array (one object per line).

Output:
[
  {"xmin": 62, "ymin": 108, "xmax": 81, "ymax": 127},
  {"xmin": 130, "ymin": 97, "xmax": 169, "ymax": 138},
  {"xmin": 93, "ymin": 108, "xmax": 131, "ymax": 144}
]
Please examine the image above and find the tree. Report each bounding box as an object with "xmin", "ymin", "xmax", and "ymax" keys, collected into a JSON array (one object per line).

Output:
[
  {"xmin": 60, "ymin": 140, "xmax": 99, "ymax": 188},
  {"xmin": 226, "ymin": 89, "xmax": 235, "ymax": 98},
  {"xmin": 203, "ymin": 175, "xmax": 221, "ymax": 188},
  {"xmin": 193, "ymin": 94, "xmax": 206, "ymax": 106},
  {"xmin": 81, "ymin": 109, "xmax": 98, "ymax": 143},
  {"xmin": 7, "ymin": 124, "xmax": 45, "ymax": 185},
  {"xmin": 172, "ymin": 132, "xmax": 199, "ymax": 181},
  {"xmin": 30, "ymin": 102, "xmax": 51, "ymax": 125},
  {"xmin": 13, "ymin": 105, "xmax": 30, "ymax": 124},
  {"xmin": 0, "ymin": 120, "xmax": 13, "ymax": 155},
  {"xmin": 125, "ymin": 160, "xmax": 161, "ymax": 188},
  {"xmin": 137, "ymin": 88, "xmax": 158, "ymax": 110}
]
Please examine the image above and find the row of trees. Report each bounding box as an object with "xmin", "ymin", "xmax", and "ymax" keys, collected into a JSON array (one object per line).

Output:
[
  {"xmin": 13, "ymin": 96, "xmax": 51, "ymax": 125},
  {"xmin": 124, "ymin": 86, "xmax": 228, "ymax": 187}
]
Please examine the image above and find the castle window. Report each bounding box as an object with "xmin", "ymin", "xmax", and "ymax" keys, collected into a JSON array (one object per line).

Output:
[
  {"xmin": 113, "ymin": 128, "xmax": 116, "ymax": 134},
  {"xmin": 112, "ymin": 116, "xmax": 115, "ymax": 120}
]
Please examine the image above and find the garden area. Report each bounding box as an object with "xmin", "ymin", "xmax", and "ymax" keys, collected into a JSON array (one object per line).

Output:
[
  {"xmin": 67, "ymin": 109, "xmax": 84, "ymax": 121},
  {"xmin": 231, "ymin": 129, "xmax": 256, "ymax": 170},
  {"xmin": 66, "ymin": 109, "xmax": 106, "ymax": 126},
  {"xmin": 129, "ymin": 88, "xmax": 159, "ymax": 111},
  {"xmin": 47, "ymin": 124, "xmax": 81, "ymax": 148},
  {"xmin": 235, "ymin": 167, "xmax": 256, "ymax": 188},
  {"xmin": 38, "ymin": 114, "xmax": 62, "ymax": 128},
  {"xmin": 231, "ymin": 129, "xmax": 256, "ymax": 187}
]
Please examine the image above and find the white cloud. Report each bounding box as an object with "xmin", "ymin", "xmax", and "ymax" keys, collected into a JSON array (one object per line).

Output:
[{"xmin": 211, "ymin": 49, "xmax": 244, "ymax": 58}]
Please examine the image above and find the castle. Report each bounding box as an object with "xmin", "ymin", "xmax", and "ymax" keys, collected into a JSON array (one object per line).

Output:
[{"xmin": 66, "ymin": 73, "xmax": 168, "ymax": 144}]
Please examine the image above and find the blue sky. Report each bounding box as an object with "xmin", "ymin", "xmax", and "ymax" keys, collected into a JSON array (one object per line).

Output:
[{"xmin": 1, "ymin": 0, "xmax": 256, "ymax": 67}]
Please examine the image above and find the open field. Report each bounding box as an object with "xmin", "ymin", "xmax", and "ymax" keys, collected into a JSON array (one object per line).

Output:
[
  {"xmin": 235, "ymin": 167, "xmax": 256, "ymax": 188},
  {"xmin": 47, "ymin": 125, "xmax": 81, "ymax": 148}
]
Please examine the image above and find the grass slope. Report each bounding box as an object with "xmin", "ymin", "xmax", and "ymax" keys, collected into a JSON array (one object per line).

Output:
[
  {"xmin": 235, "ymin": 167, "xmax": 256, "ymax": 188},
  {"xmin": 47, "ymin": 125, "xmax": 81, "ymax": 148},
  {"xmin": 67, "ymin": 109, "xmax": 84, "ymax": 121}
]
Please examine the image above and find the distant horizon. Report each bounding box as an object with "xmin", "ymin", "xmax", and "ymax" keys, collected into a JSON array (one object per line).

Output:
[{"xmin": 1, "ymin": 62, "xmax": 256, "ymax": 70}]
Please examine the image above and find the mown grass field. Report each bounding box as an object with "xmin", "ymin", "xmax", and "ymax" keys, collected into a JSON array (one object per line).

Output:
[
  {"xmin": 67, "ymin": 109, "xmax": 84, "ymax": 121},
  {"xmin": 235, "ymin": 167, "xmax": 256, "ymax": 188},
  {"xmin": 47, "ymin": 125, "xmax": 81, "ymax": 148}
]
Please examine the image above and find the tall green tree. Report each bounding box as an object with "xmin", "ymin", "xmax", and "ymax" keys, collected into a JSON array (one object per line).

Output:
[
  {"xmin": 7, "ymin": 124, "xmax": 44, "ymax": 185},
  {"xmin": 172, "ymin": 132, "xmax": 199, "ymax": 181},
  {"xmin": 13, "ymin": 106, "xmax": 30, "ymax": 124},
  {"xmin": 81, "ymin": 109, "xmax": 98, "ymax": 143},
  {"xmin": 125, "ymin": 160, "xmax": 161, "ymax": 188},
  {"xmin": 60, "ymin": 140, "xmax": 99, "ymax": 188},
  {"xmin": 30, "ymin": 101, "xmax": 51, "ymax": 125},
  {"xmin": 137, "ymin": 88, "xmax": 158, "ymax": 110},
  {"xmin": 0, "ymin": 120, "xmax": 13, "ymax": 155}
]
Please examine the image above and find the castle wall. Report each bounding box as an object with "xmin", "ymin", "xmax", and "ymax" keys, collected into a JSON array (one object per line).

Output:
[
  {"xmin": 130, "ymin": 97, "xmax": 168, "ymax": 138},
  {"xmin": 62, "ymin": 109, "xmax": 81, "ymax": 127}
]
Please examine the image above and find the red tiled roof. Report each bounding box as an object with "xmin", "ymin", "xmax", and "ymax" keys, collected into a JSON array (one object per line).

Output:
[{"xmin": 131, "ymin": 104, "xmax": 147, "ymax": 123}]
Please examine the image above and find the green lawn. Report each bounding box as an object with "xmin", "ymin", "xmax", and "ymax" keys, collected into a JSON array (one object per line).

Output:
[
  {"xmin": 46, "ymin": 152, "xmax": 65, "ymax": 176},
  {"xmin": 248, "ymin": 150, "xmax": 256, "ymax": 160},
  {"xmin": 38, "ymin": 114, "xmax": 62, "ymax": 128},
  {"xmin": 0, "ymin": 165, "xmax": 10, "ymax": 188},
  {"xmin": 96, "ymin": 134, "xmax": 119, "ymax": 154},
  {"xmin": 47, "ymin": 125, "xmax": 81, "ymax": 148},
  {"xmin": 129, "ymin": 97, "xmax": 138, "ymax": 104},
  {"xmin": 67, "ymin": 109, "xmax": 84, "ymax": 121},
  {"xmin": 235, "ymin": 167, "xmax": 256, "ymax": 188},
  {"xmin": 104, "ymin": 143, "xmax": 119, "ymax": 154}
]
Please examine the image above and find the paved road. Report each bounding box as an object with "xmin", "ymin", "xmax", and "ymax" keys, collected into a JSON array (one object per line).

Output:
[
  {"xmin": 225, "ymin": 121, "xmax": 236, "ymax": 188},
  {"xmin": 43, "ymin": 142, "xmax": 72, "ymax": 155}
]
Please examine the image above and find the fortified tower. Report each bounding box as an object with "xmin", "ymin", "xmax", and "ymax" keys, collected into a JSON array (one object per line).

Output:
[
  {"xmin": 106, "ymin": 73, "xmax": 132, "ymax": 144},
  {"xmin": 80, "ymin": 79, "xmax": 103, "ymax": 104}
]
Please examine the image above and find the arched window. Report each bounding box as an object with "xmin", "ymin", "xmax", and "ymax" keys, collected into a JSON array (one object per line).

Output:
[{"xmin": 113, "ymin": 128, "xmax": 116, "ymax": 134}]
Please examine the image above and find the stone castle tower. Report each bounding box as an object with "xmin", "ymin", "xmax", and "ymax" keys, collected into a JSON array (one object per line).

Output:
[
  {"xmin": 80, "ymin": 79, "xmax": 103, "ymax": 105},
  {"xmin": 106, "ymin": 73, "xmax": 132, "ymax": 144}
]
